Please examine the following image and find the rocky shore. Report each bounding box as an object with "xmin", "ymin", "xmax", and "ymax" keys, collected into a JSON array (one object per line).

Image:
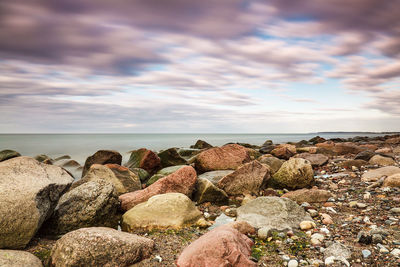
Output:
[{"xmin": 1, "ymin": 134, "xmax": 400, "ymax": 266}]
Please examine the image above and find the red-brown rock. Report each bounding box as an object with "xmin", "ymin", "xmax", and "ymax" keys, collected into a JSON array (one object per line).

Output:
[
  {"xmin": 271, "ymin": 144, "xmax": 296, "ymax": 159},
  {"xmin": 281, "ymin": 188, "xmax": 333, "ymax": 204},
  {"xmin": 176, "ymin": 224, "xmax": 256, "ymax": 267},
  {"xmin": 194, "ymin": 144, "xmax": 251, "ymax": 172},
  {"xmin": 82, "ymin": 150, "xmax": 122, "ymax": 177},
  {"xmin": 119, "ymin": 166, "xmax": 197, "ymax": 211},
  {"xmin": 125, "ymin": 148, "xmax": 161, "ymax": 174},
  {"xmin": 316, "ymin": 142, "xmax": 363, "ymax": 155}
]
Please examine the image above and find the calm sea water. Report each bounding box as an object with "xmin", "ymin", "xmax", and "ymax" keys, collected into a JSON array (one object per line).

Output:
[{"xmin": 0, "ymin": 133, "xmax": 386, "ymax": 165}]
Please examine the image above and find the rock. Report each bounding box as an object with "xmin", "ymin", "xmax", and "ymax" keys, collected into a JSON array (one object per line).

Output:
[
  {"xmin": 316, "ymin": 142, "xmax": 362, "ymax": 155},
  {"xmin": 54, "ymin": 155, "xmax": 71, "ymax": 161},
  {"xmin": 259, "ymin": 144, "xmax": 275, "ymax": 154},
  {"xmin": 198, "ymin": 170, "xmax": 234, "ymax": 185},
  {"xmin": 386, "ymin": 137, "xmax": 400, "ymax": 144},
  {"xmin": 270, "ymin": 158, "xmax": 314, "ymax": 189},
  {"xmin": 390, "ymin": 207, "xmax": 400, "ymax": 213},
  {"xmin": 190, "ymin": 140, "xmax": 213, "ymax": 149},
  {"xmin": 295, "ymin": 153, "xmax": 328, "ymax": 167},
  {"xmin": 0, "ymin": 149, "xmax": 21, "ymax": 162},
  {"xmin": 288, "ymin": 259, "xmax": 299, "ymax": 267},
  {"xmin": 324, "ymin": 242, "xmax": 352, "ymax": 260},
  {"xmin": 271, "ymin": 144, "xmax": 297, "ymax": 159},
  {"xmin": 324, "ymin": 256, "xmax": 350, "ymax": 267},
  {"xmin": 82, "ymin": 150, "xmax": 122, "ymax": 177},
  {"xmin": 0, "ymin": 250, "xmax": 43, "ymax": 267},
  {"xmin": 391, "ymin": 248, "xmax": 400, "ymax": 257},
  {"xmin": 158, "ymin": 148, "xmax": 187, "ymax": 168},
  {"xmin": 217, "ymin": 160, "xmax": 271, "ymax": 196},
  {"xmin": 383, "ymin": 173, "xmax": 400, "ymax": 187},
  {"xmin": 176, "ymin": 224, "xmax": 256, "ymax": 267},
  {"xmin": 338, "ymin": 159, "xmax": 367, "ymax": 169},
  {"xmin": 361, "ymin": 166, "xmax": 400, "ymax": 182},
  {"xmin": 130, "ymin": 168, "xmax": 150, "ymax": 183},
  {"xmin": 41, "ymin": 180, "xmax": 119, "ymax": 235},
  {"xmin": 208, "ymin": 213, "xmax": 235, "ymax": 231},
  {"xmin": 177, "ymin": 148, "xmax": 202, "ymax": 160},
  {"xmin": 119, "ymin": 166, "xmax": 197, "ymax": 211},
  {"xmin": 300, "ymin": 221, "xmax": 316, "ymax": 230},
  {"xmin": 194, "ymin": 144, "xmax": 251, "ymax": 172},
  {"xmin": 311, "ymin": 233, "xmax": 324, "ymax": 246},
  {"xmin": 321, "ymin": 213, "xmax": 333, "ymax": 224},
  {"xmin": 0, "ymin": 157, "xmax": 73, "ymax": 249},
  {"xmin": 70, "ymin": 164, "xmax": 141, "ymax": 195},
  {"xmin": 281, "ymin": 188, "xmax": 333, "ymax": 204},
  {"xmin": 258, "ymin": 226, "xmax": 273, "ymax": 239},
  {"xmin": 194, "ymin": 178, "xmax": 228, "ymax": 204},
  {"xmin": 35, "ymin": 154, "xmax": 53, "ymax": 164},
  {"xmin": 309, "ymin": 136, "xmax": 326, "ymax": 144},
  {"xmin": 122, "ymin": 193, "xmax": 205, "ymax": 230},
  {"xmin": 258, "ymin": 155, "xmax": 284, "ymax": 174},
  {"xmin": 369, "ymin": 155, "xmax": 396, "ymax": 166},
  {"xmin": 355, "ymin": 150, "xmax": 375, "ymax": 161},
  {"xmin": 146, "ymin": 165, "xmax": 186, "ymax": 186},
  {"xmin": 362, "ymin": 249, "xmax": 371, "ymax": 258},
  {"xmin": 49, "ymin": 227, "xmax": 154, "ymax": 267},
  {"xmin": 61, "ymin": 159, "xmax": 80, "ymax": 168},
  {"xmin": 394, "ymin": 146, "xmax": 400, "ymax": 155},
  {"xmin": 125, "ymin": 148, "xmax": 160, "ymax": 174},
  {"xmin": 236, "ymin": 196, "xmax": 312, "ymax": 231}
]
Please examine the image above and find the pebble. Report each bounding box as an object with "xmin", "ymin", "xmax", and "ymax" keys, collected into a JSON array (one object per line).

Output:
[
  {"xmin": 377, "ymin": 244, "xmax": 389, "ymax": 254},
  {"xmin": 362, "ymin": 249, "xmax": 371, "ymax": 258},
  {"xmin": 288, "ymin": 259, "xmax": 298, "ymax": 267},
  {"xmin": 390, "ymin": 207, "xmax": 400, "ymax": 214},
  {"xmin": 308, "ymin": 209, "xmax": 319, "ymax": 217},
  {"xmin": 363, "ymin": 192, "xmax": 371, "ymax": 200},
  {"xmin": 320, "ymin": 227, "xmax": 330, "ymax": 235},
  {"xmin": 391, "ymin": 248, "xmax": 400, "ymax": 257},
  {"xmin": 258, "ymin": 226, "xmax": 273, "ymax": 239},
  {"xmin": 356, "ymin": 203, "xmax": 367, "ymax": 208},
  {"xmin": 321, "ymin": 213, "xmax": 333, "ymax": 224},
  {"xmin": 224, "ymin": 208, "xmax": 237, "ymax": 217},
  {"xmin": 311, "ymin": 233, "xmax": 324, "ymax": 246},
  {"xmin": 300, "ymin": 220, "xmax": 316, "ymax": 230},
  {"xmin": 282, "ymin": 255, "xmax": 291, "ymax": 261}
]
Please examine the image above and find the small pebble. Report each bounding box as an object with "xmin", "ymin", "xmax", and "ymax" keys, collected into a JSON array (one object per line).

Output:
[
  {"xmin": 288, "ymin": 259, "xmax": 298, "ymax": 267},
  {"xmin": 362, "ymin": 249, "xmax": 371, "ymax": 258}
]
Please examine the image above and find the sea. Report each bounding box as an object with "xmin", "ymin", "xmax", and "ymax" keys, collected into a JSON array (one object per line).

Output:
[{"xmin": 0, "ymin": 133, "xmax": 389, "ymax": 166}]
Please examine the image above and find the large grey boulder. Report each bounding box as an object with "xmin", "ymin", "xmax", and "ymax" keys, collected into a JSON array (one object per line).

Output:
[
  {"xmin": 0, "ymin": 250, "xmax": 43, "ymax": 267},
  {"xmin": 270, "ymin": 158, "xmax": 314, "ymax": 189},
  {"xmin": 41, "ymin": 180, "xmax": 120, "ymax": 235},
  {"xmin": 0, "ymin": 157, "xmax": 73, "ymax": 249},
  {"xmin": 236, "ymin": 196, "xmax": 312, "ymax": 231},
  {"xmin": 49, "ymin": 227, "xmax": 154, "ymax": 267}
]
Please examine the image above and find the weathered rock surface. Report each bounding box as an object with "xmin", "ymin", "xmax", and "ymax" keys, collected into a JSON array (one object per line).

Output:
[
  {"xmin": 338, "ymin": 159, "xmax": 367, "ymax": 169},
  {"xmin": 194, "ymin": 144, "xmax": 250, "ymax": 172},
  {"xmin": 198, "ymin": 170, "xmax": 234, "ymax": 185},
  {"xmin": 368, "ymin": 154, "xmax": 396, "ymax": 166},
  {"xmin": 281, "ymin": 188, "xmax": 333, "ymax": 203},
  {"xmin": 82, "ymin": 150, "xmax": 122, "ymax": 177},
  {"xmin": 146, "ymin": 165, "xmax": 186, "ymax": 186},
  {"xmin": 236, "ymin": 196, "xmax": 312, "ymax": 230},
  {"xmin": 270, "ymin": 158, "xmax": 314, "ymax": 189},
  {"xmin": 0, "ymin": 250, "xmax": 43, "ymax": 267},
  {"xmin": 176, "ymin": 224, "xmax": 256, "ymax": 267},
  {"xmin": 119, "ymin": 166, "xmax": 197, "ymax": 211},
  {"xmin": 49, "ymin": 227, "xmax": 154, "ymax": 267},
  {"xmin": 34, "ymin": 154, "xmax": 53, "ymax": 164},
  {"xmin": 217, "ymin": 160, "xmax": 270, "ymax": 196},
  {"xmin": 158, "ymin": 148, "xmax": 187, "ymax": 168},
  {"xmin": 295, "ymin": 153, "xmax": 329, "ymax": 167},
  {"xmin": 190, "ymin": 139, "xmax": 213, "ymax": 149},
  {"xmin": 316, "ymin": 142, "xmax": 362, "ymax": 155},
  {"xmin": 0, "ymin": 157, "xmax": 73, "ymax": 248},
  {"xmin": 70, "ymin": 164, "xmax": 141, "ymax": 195},
  {"xmin": 361, "ymin": 166, "xmax": 400, "ymax": 182},
  {"xmin": 122, "ymin": 193, "xmax": 204, "ymax": 230},
  {"xmin": 258, "ymin": 155, "xmax": 283, "ymax": 174},
  {"xmin": 0, "ymin": 149, "xmax": 21, "ymax": 162},
  {"xmin": 194, "ymin": 178, "xmax": 228, "ymax": 204},
  {"xmin": 383, "ymin": 173, "xmax": 400, "ymax": 187},
  {"xmin": 125, "ymin": 148, "xmax": 160, "ymax": 174},
  {"xmin": 270, "ymin": 144, "xmax": 296, "ymax": 159},
  {"xmin": 41, "ymin": 180, "xmax": 119, "ymax": 235},
  {"xmin": 354, "ymin": 150, "xmax": 376, "ymax": 161},
  {"xmin": 130, "ymin": 168, "xmax": 150, "ymax": 183}
]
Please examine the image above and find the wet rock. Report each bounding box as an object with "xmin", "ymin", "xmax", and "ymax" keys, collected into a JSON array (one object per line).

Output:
[
  {"xmin": 190, "ymin": 140, "xmax": 213, "ymax": 149},
  {"xmin": 271, "ymin": 144, "xmax": 297, "ymax": 160},
  {"xmin": 130, "ymin": 168, "xmax": 150, "ymax": 183},
  {"xmin": 295, "ymin": 153, "xmax": 329, "ymax": 167},
  {"xmin": 217, "ymin": 160, "xmax": 271, "ymax": 196},
  {"xmin": 125, "ymin": 148, "xmax": 160, "ymax": 174},
  {"xmin": 309, "ymin": 136, "xmax": 326, "ymax": 144},
  {"xmin": 49, "ymin": 227, "xmax": 154, "ymax": 267},
  {"xmin": 54, "ymin": 155, "xmax": 71, "ymax": 161},
  {"xmin": 361, "ymin": 166, "xmax": 400, "ymax": 182},
  {"xmin": 0, "ymin": 250, "xmax": 43, "ymax": 267},
  {"xmin": 194, "ymin": 144, "xmax": 251, "ymax": 172},
  {"xmin": 270, "ymin": 158, "xmax": 314, "ymax": 189},
  {"xmin": 176, "ymin": 224, "xmax": 255, "ymax": 267},
  {"xmin": 0, "ymin": 157, "xmax": 73, "ymax": 249},
  {"xmin": 369, "ymin": 155, "xmax": 396, "ymax": 166},
  {"xmin": 122, "ymin": 193, "xmax": 205, "ymax": 230},
  {"xmin": 119, "ymin": 166, "xmax": 197, "ymax": 211},
  {"xmin": 281, "ymin": 188, "xmax": 333, "ymax": 204},
  {"xmin": 0, "ymin": 149, "xmax": 21, "ymax": 162},
  {"xmin": 198, "ymin": 170, "xmax": 234, "ymax": 185},
  {"xmin": 34, "ymin": 154, "xmax": 53, "ymax": 164},
  {"xmin": 61, "ymin": 159, "xmax": 80, "ymax": 168},
  {"xmin": 158, "ymin": 148, "xmax": 187, "ymax": 168},
  {"xmin": 82, "ymin": 150, "xmax": 122, "ymax": 177},
  {"xmin": 194, "ymin": 178, "xmax": 228, "ymax": 204},
  {"xmin": 354, "ymin": 150, "xmax": 375, "ymax": 161},
  {"xmin": 258, "ymin": 155, "xmax": 284, "ymax": 174},
  {"xmin": 236, "ymin": 196, "xmax": 312, "ymax": 231}
]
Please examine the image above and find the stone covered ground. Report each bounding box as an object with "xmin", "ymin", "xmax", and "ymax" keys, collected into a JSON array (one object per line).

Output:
[{"xmin": 1, "ymin": 134, "xmax": 400, "ymax": 266}]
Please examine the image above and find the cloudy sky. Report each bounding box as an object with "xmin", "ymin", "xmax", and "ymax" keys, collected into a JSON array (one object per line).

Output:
[{"xmin": 1, "ymin": 0, "xmax": 399, "ymax": 133}]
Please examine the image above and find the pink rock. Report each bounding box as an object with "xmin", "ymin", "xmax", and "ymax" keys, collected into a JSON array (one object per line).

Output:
[
  {"xmin": 316, "ymin": 142, "xmax": 363, "ymax": 155},
  {"xmin": 176, "ymin": 225, "xmax": 256, "ymax": 267},
  {"xmin": 119, "ymin": 166, "xmax": 197, "ymax": 211},
  {"xmin": 281, "ymin": 188, "xmax": 333, "ymax": 204},
  {"xmin": 271, "ymin": 144, "xmax": 297, "ymax": 159},
  {"xmin": 195, "ymin": 144, "xmax": 251, "ymax": 172}
]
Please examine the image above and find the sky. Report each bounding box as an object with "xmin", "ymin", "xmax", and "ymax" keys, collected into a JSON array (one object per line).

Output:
[{"xmin": 0, "ymin": 0, "xmax": 400, "ymax": 133}]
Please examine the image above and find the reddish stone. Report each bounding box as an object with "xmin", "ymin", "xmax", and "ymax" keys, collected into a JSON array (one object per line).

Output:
[
  {"xmin": 194, "ymin": 144, "xmax": 251, "ymax": 172},
  {"xmin": 270, "ymin": 144, "xmax": 296, "ymax": 159},
  {"xmin": 281, "ymin": 188, "xmax": 333, "ymax": 204},
  {"xmin": 125, "ymin": 148, "xmax": 161, "ymax": 174},
  {"xmin": 176, "ymin": 225, "xmax": 256, "ymax": 267},
  {"xmin": 316, "ymin": 142, "xmax": 363, "ymax": 155},
  {"xmin": 119, "ymin": 166, "xmax": 197, "ymax": 211}
]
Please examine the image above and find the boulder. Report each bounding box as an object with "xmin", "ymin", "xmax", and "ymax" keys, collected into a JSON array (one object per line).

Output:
[
  {"xmin": 217, "ymin": 160, "xmax": 271, "ymax": 196},
  {"xmin": 259, "ymin": 144, "xmax": 275, "ymax": 154},
  {"xmin": 270, "ymin": 144, "xmax": 296, "ymax": 160},
  {"xmin": 122, "ymin": 193, "xmax": 205, "ymax": 230},
  {"xmin": 82, "ymin": 150, "xmax": 122, "ymax": 177},
  {"xmin": 146, "ymin": 165, "xmax": 186, "ymax": 186},
  {"xmin": 176, "ymin": 224, "xmax": 255, "ymax": 267},
  {"xmin": 368, "ymin": 155, "xmax": 396, "ymax": 166},
  {"xmin": 361, "ymin": 166, "xmax": 400, "ymax": 182},
  {"xmin": 0, "ymin": 149, "xmax": 21, "ymax": 162},
  {"xmin": 190, "ymin": 140, "xmax": 213, "ymax": 149},
  {"xmin": 125, "ymin": 148, "xmax": 160, "ymax": 174},
  {"xmin": 194, "ymin": 178, "xmax": 229, "ymax": 204},
  {"xmin": 54, "ymin": 155, "xmax": 71, "ymax": 161},
  {"xmin": 270, "ymin": 158, "xmax": 314, "ymax": 189},
  {"xmin": 34, "ymin": 154, "xmax": 53, "ymax": 164},
  {"xmin": 130, "ymin": 168, "xmax": 150, "ymax": 183},
  {"xmin": 316, "ymin": 142, "xmax": 362, "ymax": 155},
  {"xmin": 309, "ymin": 136, "xmax": 326, "ymax": 144},
  {"xmin": 119, "ymin": 166, "xmax": 197, "ymax": 211},
  {"xmin": 295, "ymin": 153, "xmax": 328, "ymax": 167},
  {"xmin": 198, "ymin": 170, "xmax": 235, "ymax": 185},
  {"xmin": 394, "ymin": 146, "xmax": 400, "ymax": 155},
  {"xmin": 258, "ymin": 155, "xmax": 283, "ymax": 174},
  {"xmin": 177, "ymin": 148, "xmax": 202, "ymax": 159},
  {"xmin": 281, "ymin": 188, "xmax": 333, "ymax": 204},
  {"xmin": 0, "ymin": 250, "xmax": 43, "ymax": 267},
  {"xmin": 236, "ymin": 196, "xmax": 312, "ymax": 231},
  {"xmin": 61, "ymin": 160, "xmax": 80, "ymax": 168},
  {"xmin": 338, "ymin": 159, "xmax": 367, "ymax": 169},
  {"xmin": 158, "ymin": 148, "xmax": 187, "ymax": 168},
  {"xmin": 194, "ymin": 144, "xmax": 251, "ymax": 172},
  {"xmin": 0, "ymin": 157, "xmax": 73, "ymax": 248},
  {"xmin": 70, "ymin": 164, "xmax": 141, "ymax": 195},
  {"xmin": 49, "ymin": 227, "xmax": 154, "ymax": 267},
  {"xmin": 386, "ymin": 137, "xmax": 400, "ymax": 144},
  {"xmin": 41, "ymin": 180, "xmax": 119, "ymax": 235},
  {"xmin": 383, "ymin": 173, "xmax": 400, "ymax": 187}
]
